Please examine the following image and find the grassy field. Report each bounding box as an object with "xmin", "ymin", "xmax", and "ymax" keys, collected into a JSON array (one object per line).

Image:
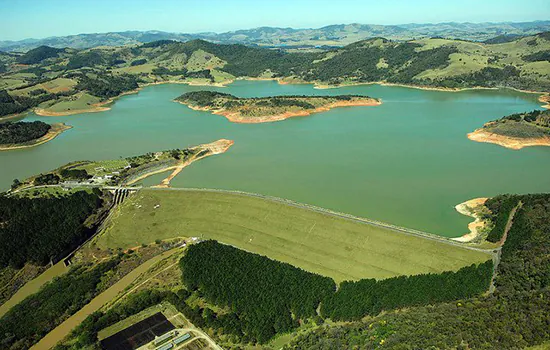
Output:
[
  {"xmin": 41, "ymin": 92, "xmax": 102, "ymax": 113},
  {"xmin": 95, "ymin": 189, "xmax": 491, "ymax": 282}
]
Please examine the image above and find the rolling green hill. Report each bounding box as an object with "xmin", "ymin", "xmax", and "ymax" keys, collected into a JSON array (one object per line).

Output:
[{"xmin": 1, "ymin": 32, "xmax": 549, "ymax": 118}]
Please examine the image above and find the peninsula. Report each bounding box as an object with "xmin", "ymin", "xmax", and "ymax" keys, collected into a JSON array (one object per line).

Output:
[
  {"xmin": 468, "ymin": 109, "xmax": 550, "ymax": 149},
  {"xmin": 0, "ymin": 121, "xmax": 71, "ymax": 151},
  {"xmin": 175, "ymin": 91, "xmax": 381, "ymax": 123}
]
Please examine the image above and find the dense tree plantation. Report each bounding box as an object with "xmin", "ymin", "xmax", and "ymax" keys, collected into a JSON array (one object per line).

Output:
[
  {"xmin": 484, "ymin": 194, "xmax": 521, "ymax": 242},
  {"xmin": 0, "ymin": 191, "xmax": 102, "ymax": 267},
  {"xmin": 286, "ymin": 194, "xmax": 550, "ymax": 349},
  {"xmin": 0, "ymin": 120, "xmax": 51, "ymax": 144},
  {"xmin": 321, "ymin": 260, "xmax": 493, "ymax": 320},
  {"xmin": 0, "ymin": 259, "xmax": 120, "ymax": 350},
  {"xmin": 180, "ymin": 240, "xmax": 336, "ymax": 343}
]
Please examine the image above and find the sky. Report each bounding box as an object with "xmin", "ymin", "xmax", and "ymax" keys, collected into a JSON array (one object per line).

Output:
[{"xmin": 1, "ymin": 0, "xmax": 549, "ymax": 41}]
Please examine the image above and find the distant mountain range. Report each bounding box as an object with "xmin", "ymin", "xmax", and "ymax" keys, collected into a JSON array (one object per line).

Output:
[{"xmin": 2, "ymin": 21, "xmax": 550, "ymax": 52}]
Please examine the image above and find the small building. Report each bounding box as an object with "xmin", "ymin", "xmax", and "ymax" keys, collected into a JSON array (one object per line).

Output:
[
  {"xmin": 173, "ymin": 333, "xmax": 191, "ymax": 345},
  {"xmin": 154, "ymin": 331, "xmax": 175, "ymax": 346},
  {"xmin": 156, "ymin": 343, "xmax": 173, "ymax": 350}
]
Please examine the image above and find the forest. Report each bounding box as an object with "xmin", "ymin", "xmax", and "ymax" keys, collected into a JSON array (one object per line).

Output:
[
  {"xmin": 0, "ymin": 89, "xmax": 71, "ymax": 118},
  {"xmin": 286, "ymin": 194, "xmax": 550, "ymax": 349},
  {"xmin": 0, "ymin": 190, "xmax": 102, "ymax": 267},
  {"xmin": 180, "ymin": 240, "xmax": 336, "ymax": 343},
  {"xmin": 16, "ymin": 45, "xmax": 64, "ymax": 65},
  {"xmin": 0, "ymin": 120, "xmax": 51, "ymax": 144},
  {"xmin": 75, "ymin": 73, "xmax": 139, "ymax": 99}
]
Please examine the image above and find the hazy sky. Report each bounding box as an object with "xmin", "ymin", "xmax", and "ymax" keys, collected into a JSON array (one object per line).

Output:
[{"xmin": 1, "ymin": 0, "xmax": 549, "ymax": 41}]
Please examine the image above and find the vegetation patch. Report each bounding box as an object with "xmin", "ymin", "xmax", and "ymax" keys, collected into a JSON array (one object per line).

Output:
[
  {"xmin": 0, "ymin": 120, "xmax": 51, "ymax": 145},
  {"xmin": 176, "ymin": 91, "xmax": 380, "ymax": 123},
  {"xmin": 0, "ymin": 190, "xmax": 103, "ymax": 268}
]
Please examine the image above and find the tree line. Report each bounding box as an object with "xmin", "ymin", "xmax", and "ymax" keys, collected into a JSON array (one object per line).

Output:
[
  {"xmin": 321, "ymin": 260, "xmax": 493, "ymax": 321},
  {"xmin": 484, "ymin": 194, "xmax": 520, "ymax": 242}
]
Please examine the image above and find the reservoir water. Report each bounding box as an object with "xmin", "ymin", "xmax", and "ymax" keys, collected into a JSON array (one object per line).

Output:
[{"xmin": 1, "ymin": 81, "xmax": 548, "ymax": 237}]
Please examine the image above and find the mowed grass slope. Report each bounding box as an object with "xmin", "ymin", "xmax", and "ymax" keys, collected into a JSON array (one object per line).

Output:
[{"xmin": 96, "ymin": 189, "xmax": 491, "ymax": 282}]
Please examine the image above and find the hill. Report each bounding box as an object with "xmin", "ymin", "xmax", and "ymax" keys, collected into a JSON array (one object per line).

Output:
[
  {"xmin": 1, "ymin": 32, "xmax": 549, "ymax": 118},
  {"xmin": 1, "ymin": 21, "xmax": 550, "ymax": 51}
]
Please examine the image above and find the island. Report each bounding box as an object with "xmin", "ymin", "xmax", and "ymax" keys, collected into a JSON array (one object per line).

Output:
[
  {"xmin": 174, "ymin": 91, "xmax": 381, "ymax": 123},
  {"xmin": 468, "ymin": 109, "xmax": 550, "ymax": 149},
  {"xmin": 0, "ymin": 121, "xmax": 72, "ymax": 151}
]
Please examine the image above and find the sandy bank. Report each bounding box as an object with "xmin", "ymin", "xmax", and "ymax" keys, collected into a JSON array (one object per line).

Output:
[
  {"xmin": 156, "ymin": 139, "xmax": 234, "ymax": 188},
  {"xmin": 177, "ymin": 99, "xmax": 381, "ymax": 124},
  {"xmin": 125, "ymin": 139, "xmax": 234, "ymax": 187},
  {"xmin": 467, "ymin": 128, "xmax": 550, "ymax": 150},
  {"xmin": 0, "ymin": 123, "xmax": 72, "ymax": 151},
  {"xmin": 452, "ymin": 197, "xmax": 489, "ymax": 243},
  {"xmin": 539, "ymin": 94, "xmax": 550, "ymax": 109}
]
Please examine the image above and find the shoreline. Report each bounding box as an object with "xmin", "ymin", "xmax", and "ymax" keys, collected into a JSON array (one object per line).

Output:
[
  {"xmin": 175, "ymin": 98, "xmax": 382, "ymax": 124},
  {"xmin": 467, "ymin": 128, "xmax": 550, "ymax": 150},
  {"xmin": 0, "ymin": 123, "xmax": 72, "ymax": 151},
  {"xmin": 33, "ymin": 90, "xmax": 141, "ymax": 117},
  {"xmin": 155, "ymin": 139, "xmax": 234, "ymax": 187},
  {"xmin": 539, "ymin": 94, "xmax": 550, "ymax": 109},
  {"xmin": 452, "ymin": 197, "xmax": 489, "ymax": 243},
  {"xmin": 4, "ymin": 77, "xmax": 547, "ymax": 121}
]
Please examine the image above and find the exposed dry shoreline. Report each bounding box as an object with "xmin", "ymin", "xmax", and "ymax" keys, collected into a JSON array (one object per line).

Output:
[
  {"xmin": 467, "ymin": 128, "xmax": 550, "ymax": 150},
  {"xmin": 156, "ymin": 139, "xmax": 234, "ymax": 187},
  {"xmin": 125, "ymin": 139, "xmax": 234, "ymax": 186},
  {"xmin": 176, "ymin": 98, "xmax": 382, "ymax": 124},
  {"xmin": 0, "ymin": 123, "xmax": 72, "ymax": 151},
  {"xmin": 452, "ymin": 197, "xmax": 489, "ymax": 243},
  {"xmin": 540, "ymin": 94, "xmax": 550, "ymax": 109}
]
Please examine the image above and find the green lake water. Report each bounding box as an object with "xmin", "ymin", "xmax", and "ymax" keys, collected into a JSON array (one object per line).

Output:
[{"xmin": 1, "ymin": 81, "xmax": 549, "ymax": 237}]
